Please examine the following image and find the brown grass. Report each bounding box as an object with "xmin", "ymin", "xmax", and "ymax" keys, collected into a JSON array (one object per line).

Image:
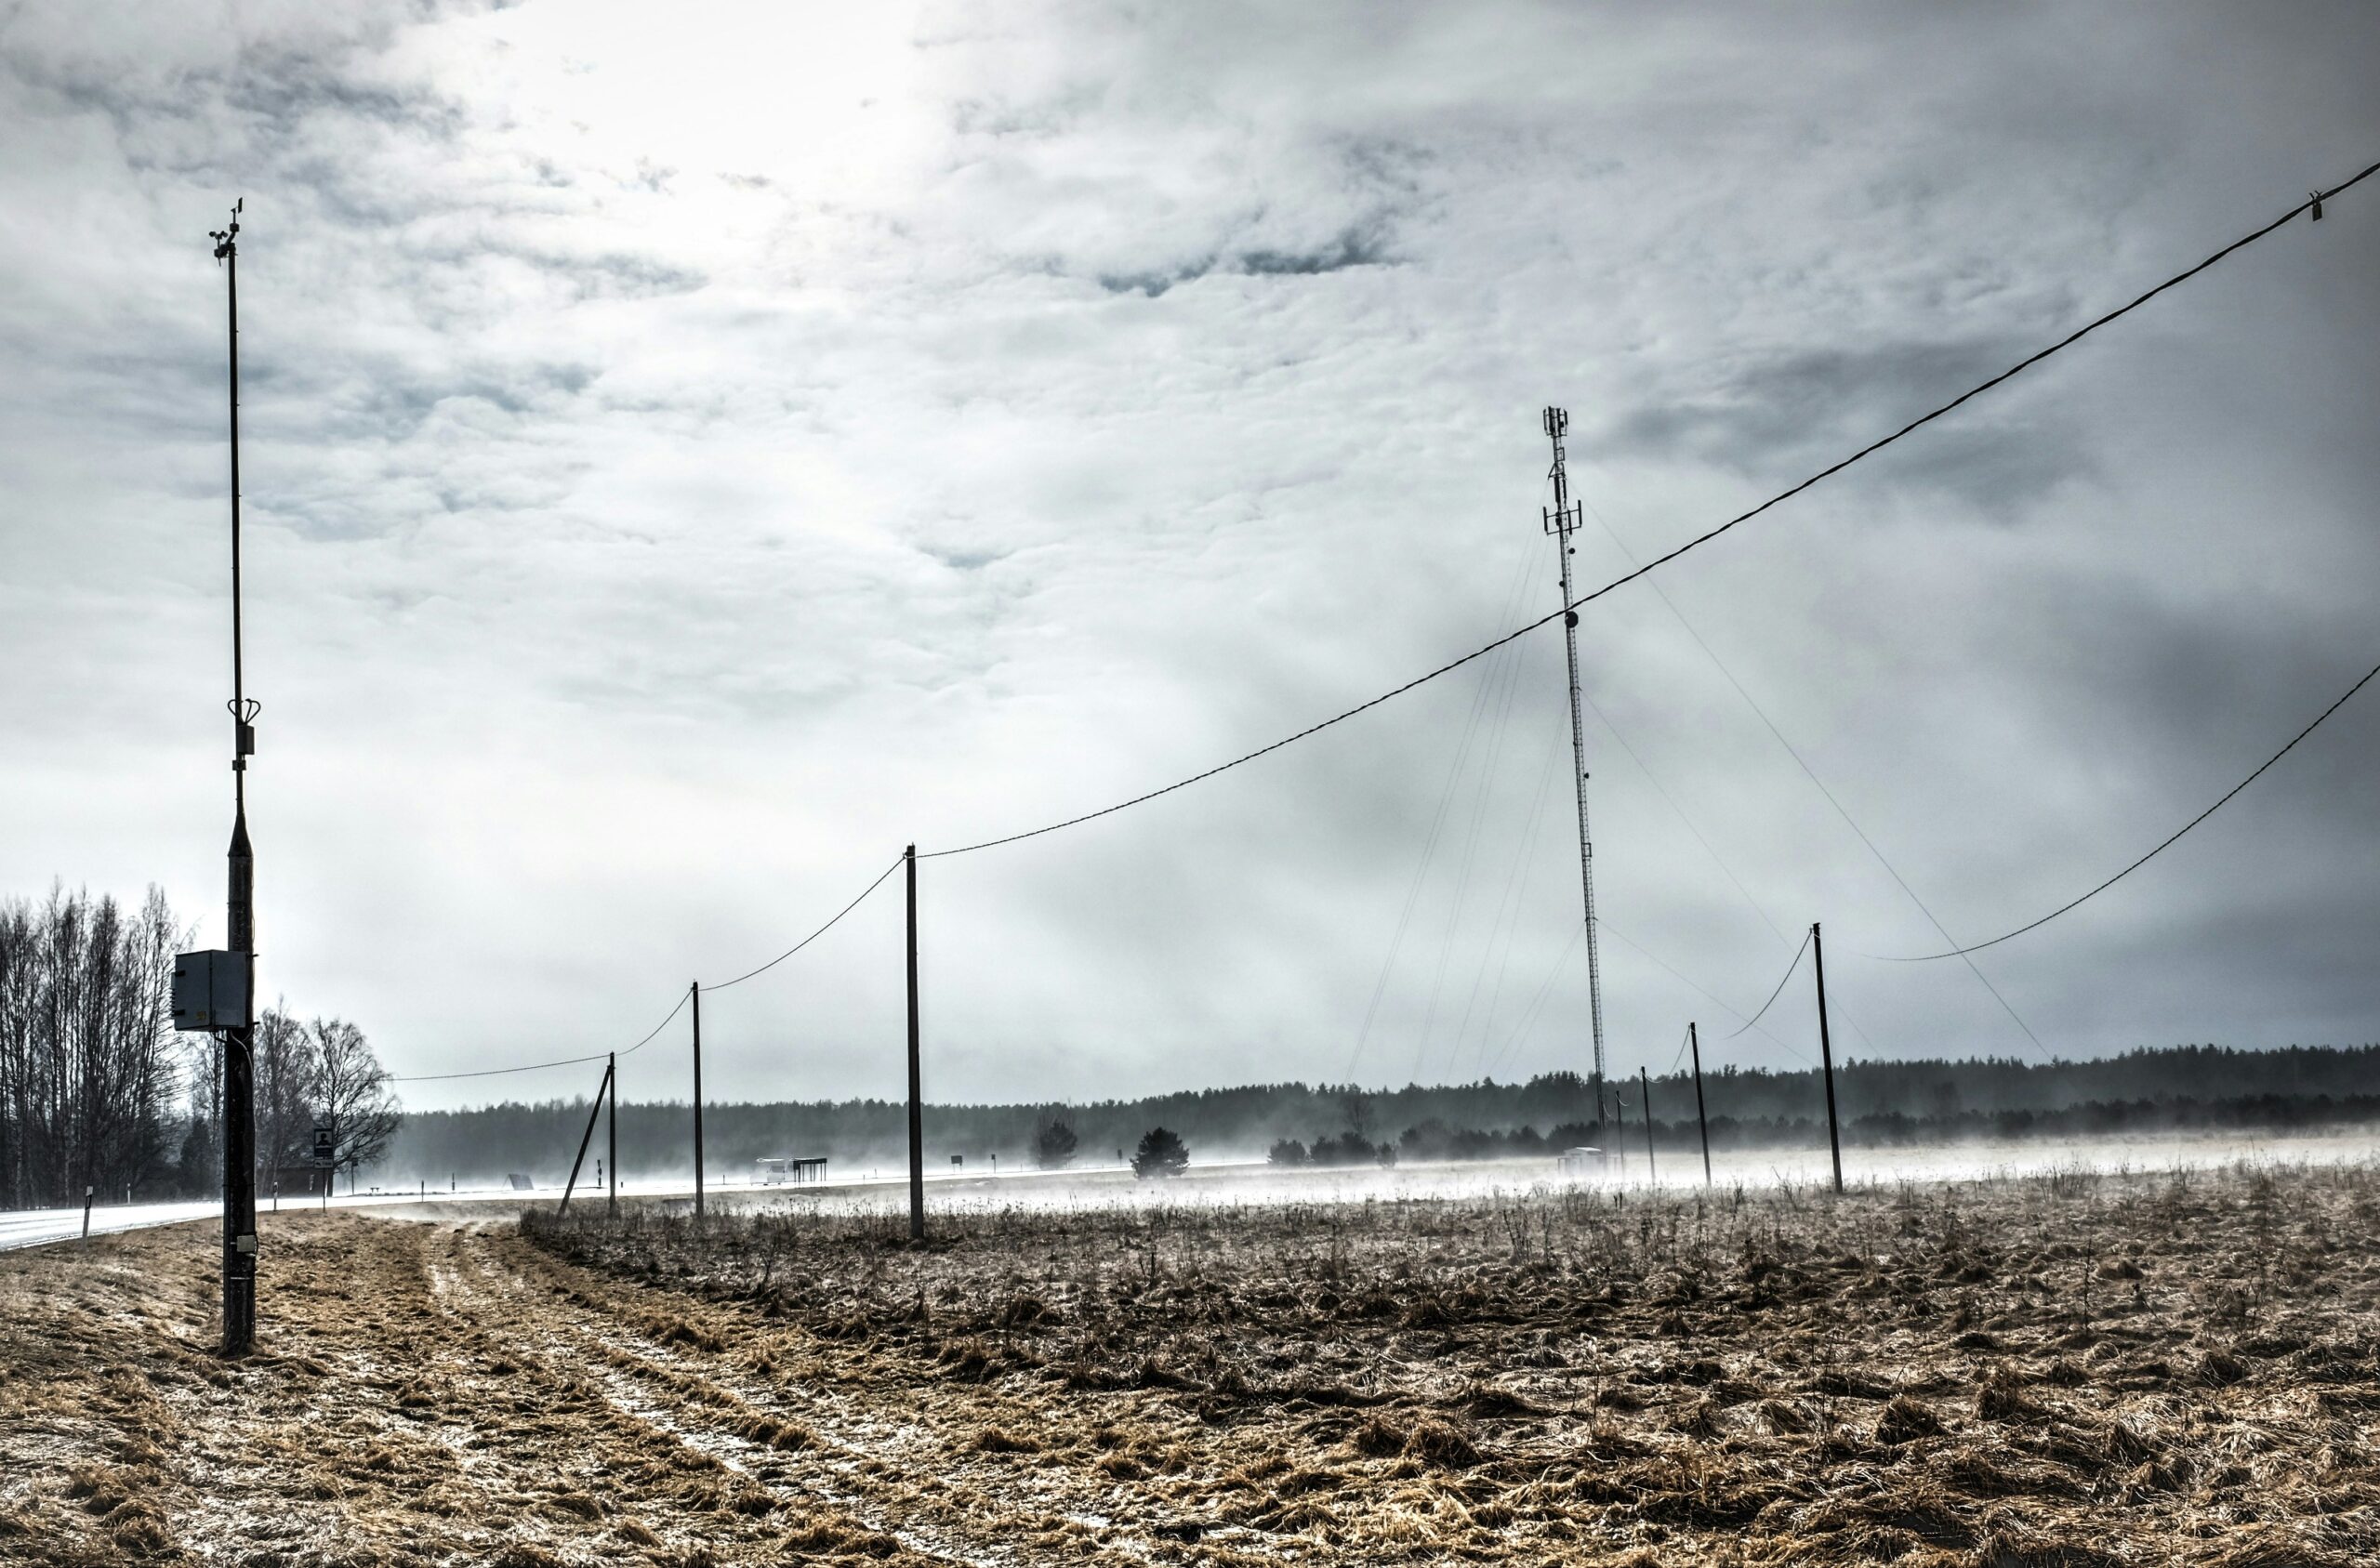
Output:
[
  {"xmin": 4, "ymin": 1158, "xmax": 2377, "ymax": 1563},
  {"xmin": 514, "ymin": 1157, "xmax": 2380, "ymax": 1564}
]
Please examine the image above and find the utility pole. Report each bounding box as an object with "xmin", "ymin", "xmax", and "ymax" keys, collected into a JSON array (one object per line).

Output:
[
  {"xmin": 1541, "ymin": 408, "xmax": 1608, "ymax": 1142},
  {"xmin": 1639, "ymin": 1065, "xmax": 1656, "ymax": 1182},
  {"xmin": 690, "ymin": 982, "xmax": 705, "ymax": 1219},
  {"xmin": 1811, "ymin": 922, "xmax": 1844, "ymax": 1194},
  {"xmin": 606, "ymin": 1049, "xmax": 617, "ymax": 1219},
  {"xmin": 210, "ymin": 201, "xmax": 258, "ymax": 1359},
  {"xmin": 1689, "ymin": 1022, "xmax": 1712, "ymax": 1186},
  {"xmin": 905, "ymin": 845, "xmax": 924, "ymax": 1241},
  {"xmin": 559, "ymin": 1058, "xmax": 612, "ymax": 1219}
]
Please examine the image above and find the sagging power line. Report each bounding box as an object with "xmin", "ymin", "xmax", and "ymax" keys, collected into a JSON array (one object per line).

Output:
[
  {"xmin": 917, "ymin": 160, "xmax": 2376, "ymax": 863},
  {"xmin": 391, "ymin": 853, "xmax": 904, "ymax": 1085},
  {"xmin": 1884, "ymin": 655, "xmax": 2380, "ymax": 962},
  {"xmin": 395, "ymin": 161, "xmax": 2373, "ymax": 1159}
]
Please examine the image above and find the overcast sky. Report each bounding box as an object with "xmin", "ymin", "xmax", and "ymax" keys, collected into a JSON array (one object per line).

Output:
[{"xmin": 4, "ymin": 1, "xmax": 2377, "ymax": 1113}]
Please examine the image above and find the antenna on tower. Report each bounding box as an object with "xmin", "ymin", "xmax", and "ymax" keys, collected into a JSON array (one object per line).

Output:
[{"xmin": 1540, "ymin": 406, "xmax": 1609, "ymax": 1145}]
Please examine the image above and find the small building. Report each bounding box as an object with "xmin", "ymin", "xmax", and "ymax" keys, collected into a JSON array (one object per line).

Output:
[
  {"xmin": 1555, "ymin": 1147, "xmax": 1606, "ymax": 1178},
  {"xmin": 754, "ymin": 1157, "xmax": 828, "ymax": 1186}
]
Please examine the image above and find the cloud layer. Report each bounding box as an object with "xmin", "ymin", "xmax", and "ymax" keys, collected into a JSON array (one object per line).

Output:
[{"xmin": 4, "ymin": 1, "xmax": 2378, "ymax": 1112}]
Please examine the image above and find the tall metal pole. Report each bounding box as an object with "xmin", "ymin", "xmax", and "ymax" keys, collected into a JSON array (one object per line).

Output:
[
  {"xmin": 690, "ymin": 982, "xmax": 705, "ymax": 1219},
  {"xmin": 606, "ymin": 1049, "xmax": 617, "ymax": 1219},
  {"xmin": 1541, "ymin": 408, "xmax": 1608, "ymax": 1142},
  {"xmin": 905, "ymin": 845, "xmax": 924, "ymax": 1241},
  {"xmin": 211, "ymin": 202, "xmax": 258, "ymax": 1359},
  {"xmin": 1689, "ymin": 1021, "xmax": 1712, "ymax": 1187},
  {"xmin": 1811, "ymin": 922, "xmax": 1844, "ymax": 1194}
]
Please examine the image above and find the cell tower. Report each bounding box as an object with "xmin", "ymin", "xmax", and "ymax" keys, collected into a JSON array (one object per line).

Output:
[{"xmin": 1541, "ymin": 407, "xmax": 1607, "ymax": 1138}]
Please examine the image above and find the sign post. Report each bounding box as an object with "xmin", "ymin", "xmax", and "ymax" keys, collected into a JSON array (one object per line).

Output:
[{"xmin": 313, "ymin": 1125, "xmax": 334, "ymax": 1210}]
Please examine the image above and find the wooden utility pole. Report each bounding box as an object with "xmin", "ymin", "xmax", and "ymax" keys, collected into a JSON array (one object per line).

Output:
[
  {"xmin": 1612, "ymin": 1087, "xmax": 1628, "ymax": 1180},
  {"xmin": 1639, "ymin": 1065, "xmax": 1656, "ymax": 1182},
  {"xmin": 208, "ymin": 201, "xmax": 258, "ymax": 1359},
  {"xmin": 906, "ymin": 845, "xmax": 924, "ymax": 1241},
  {"xmin": 559, "ymin": 1059, "xmax": 612, "ymax": 1218},
  {"xmin": 1689, "ymin": 1022, "xmax": 1712, "ymax": 1186},
  {"xmin": 606, "ymin": 1049, "xmax": 618, "ymax": 1219},
  {"xmin": 1811, "ymin": 922, "xmax": 1844, "ymax": 1194},
  {"xmin": 691, "ymin": 982, "xmax": 705, "ymax": 1219}
]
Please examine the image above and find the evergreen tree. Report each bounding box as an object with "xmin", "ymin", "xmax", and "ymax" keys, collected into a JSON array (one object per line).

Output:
[{"xmin": 1130, "ymin": 1127, "xmax": 1189, "ymax": 1179}]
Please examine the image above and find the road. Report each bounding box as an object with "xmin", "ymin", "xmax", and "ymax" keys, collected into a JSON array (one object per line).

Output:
[
  {"xmin": 0, "ymin": 1166, "xmax": 1026, "ymax": 1252},
  {"xmin": 0, "ymin": 1188, "xmax": 501, "ymax": 1252}
]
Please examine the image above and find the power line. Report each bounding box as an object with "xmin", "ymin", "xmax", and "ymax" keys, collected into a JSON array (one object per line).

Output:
[
  {"xmin": 1343, "ymin": 541, "xmax": 1542, "ymax": 1083},
  {"xmin": 1576, "ymin": 678, "xmax": 1789, "ymax": 945},
  {"xmin": 1596, "ymin": 920, "xmax": 1813, "ymax": 1067},
  {"xmin": 1726, "ymin": 929, "xmax": 1811, "ymax": 1041},
  {"xmin": 1452, "ymin": 716, "xmax": 1568, "ymax": 1078},
  {"xmin": 1482, "ymin": 922, "xmax": 1583, "ymax": 1078},
  {"xmin": 1885, "ymin": 654, "xmax": 2380, "ymax": 962},
  {"xmin": 390, "ymin": 855, "xmax": 900, "ymax": 1084},
  {"xmin": 919, "ymin": 161, "xmax": 2374, "ymax": 863},
  {"xmin": 390, "ymin": 988, "xmax": 688, "ymax": 1084},
  {"xmin": 1573, "ymin": 492, "xmax": 2047, "ymax": 1060},
  {"xmin": 1412, "ymin": 561, "xmax": 1542, "ymax": 1076},
  {"xmin": 701, "ymin": 854, "xmax": 905, "ymax": 992}
]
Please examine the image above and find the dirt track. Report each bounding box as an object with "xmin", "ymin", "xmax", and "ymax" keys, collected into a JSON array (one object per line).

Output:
[
  {"xmin": 0, "ymin": 1210, "xmax": 1048, "ymax": 1565},
  {"xmin": 7, "ymin": 1163, "xmax": 2380, "ymax": 1565}
]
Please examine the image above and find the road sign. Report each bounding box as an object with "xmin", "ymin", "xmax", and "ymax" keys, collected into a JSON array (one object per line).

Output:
[{"xmin": 311, "ymin": 1127, "xmax": 334, "ymax": 1166}]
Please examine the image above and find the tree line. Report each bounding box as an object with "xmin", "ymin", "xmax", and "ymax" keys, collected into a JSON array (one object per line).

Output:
[
  {"xmin": 0, "ymin": 885, "xmax": 398, "ymax": 1210},
  {"xmin": 384, "ymin": 1044, "xmax": 2380, "ymax": 1185},
  {"xmin": 0, "ymin": 886, "xmax": 185, "ymax": 1208}
]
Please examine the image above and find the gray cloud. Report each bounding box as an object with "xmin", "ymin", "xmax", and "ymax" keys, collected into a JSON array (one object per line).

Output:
[{"xmin": 3, "ymin": 0, "xmax": 2377, "ymax": 1115}]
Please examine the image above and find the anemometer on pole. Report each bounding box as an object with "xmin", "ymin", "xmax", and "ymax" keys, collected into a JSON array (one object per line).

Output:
[
  {"xmin": 1540, "ymin": 408, "xmax": 1609, "ymax": 1141},
  {"xmin": 169, "ymin": 199, "xmax": 260, "ymax": 1357}
]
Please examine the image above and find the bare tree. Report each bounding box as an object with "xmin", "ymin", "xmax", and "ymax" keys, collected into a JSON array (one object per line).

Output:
[
  {"xmin": 255, "ymin": 1004, "xmax": 316, "ymax": 1204},
  {"xmin": 310, "ymin": 1018, "xmax": 400, "ymax": 1192},
  {"xmin": 0, "ymin": 885, "xmax": 186, "ymax": 1208}
]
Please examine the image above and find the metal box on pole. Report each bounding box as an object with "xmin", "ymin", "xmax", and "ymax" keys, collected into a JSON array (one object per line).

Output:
[{"xmin": 171, "ymin": 950, "xmax": 249, "ymax": 1032}]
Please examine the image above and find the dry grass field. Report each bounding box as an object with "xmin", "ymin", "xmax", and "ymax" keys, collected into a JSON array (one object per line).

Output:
[{"xmin": 3, "ymin": 1160, "xmax": 2378, "ymax": 1564}]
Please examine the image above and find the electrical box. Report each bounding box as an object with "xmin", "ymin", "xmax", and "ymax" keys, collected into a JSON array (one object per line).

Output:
[{"xmin": 171, "ymin": 950, "xmax": 248, "ymax": 1032}]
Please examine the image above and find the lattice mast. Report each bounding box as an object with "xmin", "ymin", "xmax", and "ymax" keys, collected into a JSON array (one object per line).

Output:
[{"xmin": 1541, "ymin": 408, "xmax": 1607, "ymax": 1137}]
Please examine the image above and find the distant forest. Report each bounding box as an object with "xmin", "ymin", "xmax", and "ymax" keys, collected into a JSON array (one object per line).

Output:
[{"xmin": 383, "ymin": 1044, "xmax": 2380, "ymax": 1185}]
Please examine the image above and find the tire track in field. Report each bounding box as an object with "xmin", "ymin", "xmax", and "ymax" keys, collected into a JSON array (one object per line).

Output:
[
  {"xmin": 438, "ymin": 1225, "xmax": 1206, "ymax": 1565},
  {"xmin": 413, "ymin": 1219, "xmax": 956, "ymax": 1565}
]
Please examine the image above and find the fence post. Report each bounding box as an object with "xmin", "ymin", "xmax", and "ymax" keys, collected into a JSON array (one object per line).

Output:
[
  {"xmin": 1811, "ymin": 922, "xmax": 1844, "ymax": 1194},
  {"xmin": 1689, "ymin": 1021, "xmax": 1712, "ymax": 1187}
]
